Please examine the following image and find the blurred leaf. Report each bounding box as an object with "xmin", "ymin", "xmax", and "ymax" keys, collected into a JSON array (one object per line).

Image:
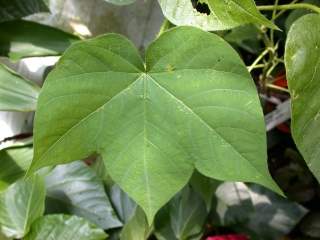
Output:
[
  {"xmin": 0, "ymin": 145, "xmax": 33, "ymax": 191},
  {"xmin": 300, "ymin": 212, "xmax": 320, "ymax": 238},
  {"xmin": 24, "ymin": 214, "xmax": 107, "ymax": 240},
  {"xmin": 45, "ymin": 161, "xmax": 122, "ymax": 230},
  {"xmin": 109, "ymin": 184, "xmax": 136, "ymax": 224},
  {"xmin": 215, "ymin": 182, "xmax": 254, "ymax": 225},
  {"xmin": 213, "ymin": 182, "xmax": 308, "ymax": 240},
  {"xmin": 155, "ymin": 186, "xmax": 207, "ymax": 240},
  {"xmin": 104, "ymin": 0, "xmax": 136, "ymax": 6},
  {"xmin": 0, "ymin": 64, "xmax": 40, "ymax": 112},
  {"xmin": 158, "ymin": 0, "xmax": 277, "ymax": 31},
  {"xmin": 190, "ymin": 171, "xmax": 220, "ymax": 211},
  {"xmin": 285, "ymin": 14, "xmax": 320, "ymax": 184},
  {"xmin": 0, "ymin": 0, "xmax": 48, "ymax": 23},
  {"xmin": 223, "ymin": 24, "xmax": 261, "ymax": 54},
  {"xmin": 0, "ymin": 175, "xmax": 45, "ymax": 238},
  {"xmin": 0, "ymin": 231, "xmax": 10, "ymax": 240},
  {"xmin": 0, "ymin": 20, "xmax": 79, "ymax": 60},
  {"xmin": 120, "ymin": 207, "xmax": 152, "ymax": 240}
]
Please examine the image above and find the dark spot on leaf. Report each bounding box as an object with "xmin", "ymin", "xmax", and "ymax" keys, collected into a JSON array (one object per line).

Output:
[{"xmin": 191, "ymin": 0, "xmax": 211, "ymax": 15}]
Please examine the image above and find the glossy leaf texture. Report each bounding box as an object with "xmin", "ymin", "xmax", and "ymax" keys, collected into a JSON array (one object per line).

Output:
[
  {"xmin": 24, "ymin": 214, "xmax": 107, "ymax": 240},
  {"xmin": 154, "ymin": 186, "xmax": 207, "ymax": 240},
  {"xmin": 0, "ymin": 175, "xmax": 45, "ymax": 238},
  {"xmin": 0, "ymin": 64, "xmax": 40, "ymax": 112},
  {"xmin": 30, "ymin": 26, "xmax": 280, "ymax": 223},
  {"xmin": 0, "ymin": 20, "xmax": 79, "ymax": 60},
  {"xmin": 0, "ymin": 0, "xmax": 48, "ymax": 22},
  {"xmin": 0, "ymin": 145, "xmax": 33, "ymax": 191},
  {"xmin": 213, "ymin": 182, "xmax": 308, "ymax": 239},
  {"xmin": 104, "ymin": 0, "xmax": 136, "ymax": 6},
  {"xmin": 45, "ymin": 161, "xmax": 122, "ymax": 229},
  {"xmin": 158, "ymin": 0, "xmax": 277, "ymax": 31},
  {"xmin": 285, "ymin": 14, "xmax": 320, "ymax": 182}
]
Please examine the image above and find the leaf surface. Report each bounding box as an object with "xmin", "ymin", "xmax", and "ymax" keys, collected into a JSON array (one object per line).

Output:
[
  {"xmin": 0, "ymin": 145, "xmax": 33, "ymax": 191},
  {"xmin": 285, "ymin": 14, "xmax": 320, "ymax": 182},
  {"xmin": 24, "ymin": 214, "xmax": 107, "ymax": 240},
  {"xmin": 155, "ymin": 186, "xmax": 207, "ymax": 240},
  {"xmin": 45, "ymin": 161, "xmax": 122, "ymax": 229},
  {"xmin": 0, "ymin": 20, "xmax": 79, "ymax": 60},
  {"xmin": 120, "ymin": 207, "xmax": 152, "ymax": 240},
  {"xmin": 0, "ymin": 175, "xmax": 45, "ymax": 238},
  {"xmin": 31, "ymin": 26, "xmax": 280, "ymax": 223},
  {"xmin": 0, "ymin": 64, "xmax": 40, "ymax": 112},
  {"xmin": 158, "ymin": 0, "xmax": 277, "ymax": 31},
  {"xmin": 0, "ymin": 0, "xmax": 48, "ymax": 22}
]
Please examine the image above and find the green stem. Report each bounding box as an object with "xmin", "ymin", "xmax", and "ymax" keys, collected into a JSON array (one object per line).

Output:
[
  {"xmin": 157, "ymin": 19, "xmax": 171, "ymax": 38},
  {"xmin": 270, "ymin": 0, "xmax": 279, "ymax": 45},
  {"xmin": 258, "ymin": 3, "xmax": 320, "ymax": 14},
  {"xmin": 247, "ymin": 48, "xmax": 271, "ymax": 72},
  {"xmin": 274, "ymin": 0, "xmax": 300, "ymax": 19}
]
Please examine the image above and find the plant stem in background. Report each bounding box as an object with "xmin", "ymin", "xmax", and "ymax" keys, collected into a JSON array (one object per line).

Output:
[
  {"xmin": 258, "ymin": 3, "xmax": 320, "ymax": 14},
  {"xmin": 266, "ymin": 83, "xmax": 290, "ymax": 93}
]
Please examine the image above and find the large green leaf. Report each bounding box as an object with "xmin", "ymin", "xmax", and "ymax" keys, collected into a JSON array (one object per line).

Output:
[
  {"xmin": 45, "ymin": 161, "xmax": 122, "ymax": 229},
  {"xmin": 284, "ymin": 0, "xmax": 320, "ymax": 33},
  {"xmin": 0, "ymin": 20, "xmax": 79, "ymax": 60},
  {"xmin": 0, "ymin": 145, "xmax": 33, "ymax": 191},
  {"xmin": 0, "ymin": 175, "xmax": 45, "ymax": 238},
  {"xmin": 285, "ymin": 14, "xmax": 320, "ymax": 182},
  {"xmin": 213, "ymin": 182, "xmax": 307, "ymax": 240},
  {"xmin": 24, "ymin": 214, "xmax": 107, "ymax": 240},
  {"xmin": 0, "ymin": 64, "xmax": 40, "ymax": 112},
  {"xmin": 0, "ymin": 0, "xmax": 48, "ymax": 23},
  {"xmin": 154, "ymin": 186, "xmax": 207, "ymax": 240},
  {"xmin": 158, "ymin": 0, "xmax": 277, "ymax": 31},
  {"xmin": 30, "ymin": 26, "xmax": 280, "ymax": 223}
]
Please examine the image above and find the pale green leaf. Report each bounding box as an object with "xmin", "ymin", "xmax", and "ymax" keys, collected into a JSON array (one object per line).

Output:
[
  {"xmin": 0, "ymin": 20, "xmax": 79, "ymax": 60},
  {"xmin": 24, "ymin": 214, "xmax": 107, "ymax": 240},
  {"xmin": 158, "ymin": 0, "xmax": 278, "ymax": 31},
  {"xmin": 0, "ymin": 64, "xmax": 40, "ymax": 112},
  {"xmin": 45, "ymin": 161, "xmax": 122, "ymax": 229},
  {"xmin": 109, "ymin": 184, "xmax": 136, "ymax": 224},
  {"xmin": 0, "ymin": 0, "xmax": 48, "ymax": 22},
  {"xmin": 120, "ymin": 207, "xmax": 152, "ymax": 240},
  {"xmin": 285, "ymin": 14, "xmax": 320, "ymax": 182},
  {"xmin": 30, "ymin": 26, "xmax": 280, "ymax": 223},
  {"xmin": 154, "ymin": 186, "xmax": 207, "ymax": 240},
  {"xmin": 0, "ymin": 175, "xmax": 45, "ymax": 238},
  {"xmin": 0, "ymin": 145, "xmax": 33, "ymax": 191},
  {"xmin": 213, "ymin": 182, "xmax": 308, "ymax": 239}
]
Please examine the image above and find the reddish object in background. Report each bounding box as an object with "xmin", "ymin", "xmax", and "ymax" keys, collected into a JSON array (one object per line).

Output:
[{"xmin": 206, "ymin": 234, "xmax": 249, "ymax": 240}]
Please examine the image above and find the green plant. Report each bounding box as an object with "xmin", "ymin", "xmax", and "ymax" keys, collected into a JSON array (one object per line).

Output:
[{"xmin": 0, "ymin": 0, "xmax": 319, "ymax": 239}]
